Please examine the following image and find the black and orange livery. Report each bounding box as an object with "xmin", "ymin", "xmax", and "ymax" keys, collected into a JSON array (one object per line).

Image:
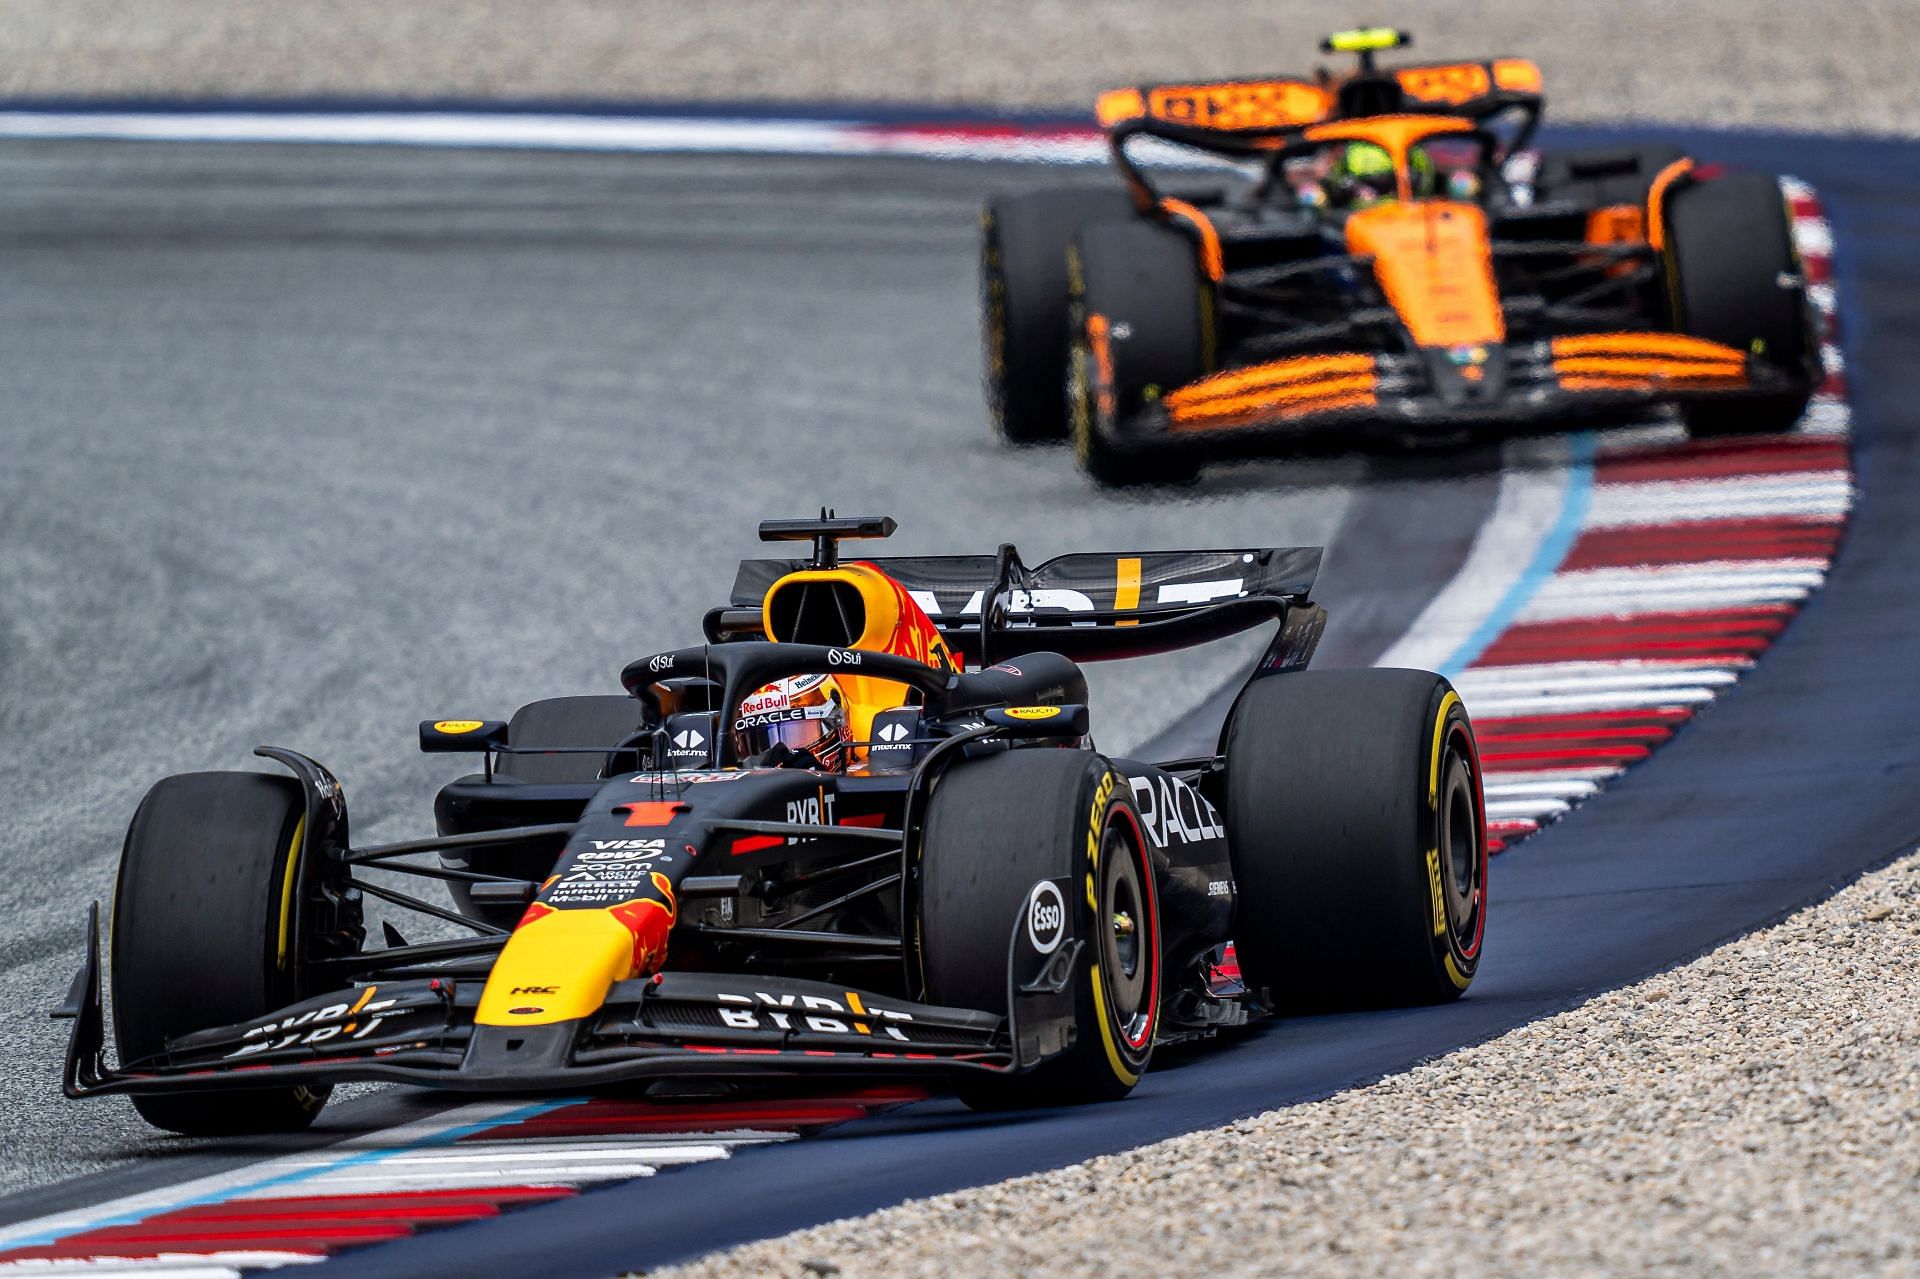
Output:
[
  {"xmin": 981, "ymin": 29, "xmax": 1821, "ymax": 483},
  {"xmin": 61, "ymin": 515, "xmax": 1487, "ymax": 1132}
]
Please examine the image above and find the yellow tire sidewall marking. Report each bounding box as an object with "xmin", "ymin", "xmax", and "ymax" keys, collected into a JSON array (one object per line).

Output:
[
  {"xmin": 1089, "ymin": 961, "xmax": 1141, "ymax": 1087},
  {"xmin": 275, "ymin": 813, "xmax": 308, "ymax": 971}
]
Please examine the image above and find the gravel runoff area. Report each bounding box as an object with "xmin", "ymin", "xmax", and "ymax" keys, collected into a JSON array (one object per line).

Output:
[
  {"xmin": 656, "ymin": 849, "xmax": 1920, "ymax": 1279},
  {"xmin": 1, "ymin": 0, "xmax": 1915, "ymax": 137}
]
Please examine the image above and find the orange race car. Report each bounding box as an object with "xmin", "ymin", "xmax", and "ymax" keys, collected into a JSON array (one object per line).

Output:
[{"xmin": 980, "ymin": 29, "xmax": 1823, "ymax": 484}]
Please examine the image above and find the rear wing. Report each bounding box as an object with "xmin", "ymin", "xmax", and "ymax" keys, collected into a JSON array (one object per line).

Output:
[
  {"xmin": 1095, "ymin": 61, "xmax": 1543, "ymax": 141},
  {"xmin": 1096, "ymin": 55, "xmax": 1544, "ymax": 207},
  {"xmin": 728, "ymin": 546, "xmax": 1324, "ymax": 665}
]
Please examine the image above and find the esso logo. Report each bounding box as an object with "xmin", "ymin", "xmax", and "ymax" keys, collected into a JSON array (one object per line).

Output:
[{"xmin": 1026, "ymin": 880, "xmax": 1066, "ymax": 955}]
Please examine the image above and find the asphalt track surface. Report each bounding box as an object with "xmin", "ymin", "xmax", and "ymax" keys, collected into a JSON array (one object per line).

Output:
[{"xmin": 1, "ymin": 127, "xmax": 1915, "ymax": 1276}]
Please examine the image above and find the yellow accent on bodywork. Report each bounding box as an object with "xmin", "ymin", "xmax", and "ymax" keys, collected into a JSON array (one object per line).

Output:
[
  {"xmin": 274, "ymin": 814, "xmax": 307, "ymax": 971},
  {"xmin": 761, "ymin": 561, "xmax": 953, "ymax": 760},
  {"xmin": 1115, "ymin": 557, "xmax": 1142, "ymax": 627},
  {"xmin": 476, "ymin": 908, "xmax": 638, "ymax": 1027}
]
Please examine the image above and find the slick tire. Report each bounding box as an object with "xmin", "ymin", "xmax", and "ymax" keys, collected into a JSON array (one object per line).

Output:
[
  {"xmin": 1069, "ymin": 219, "xmax": 1209, "ymax": 487},
  {"xmin": 1223, "ymin": 670, "xmax": 1487, "ymax": 1009},
  {"xmin": 921, "ymin": 750, "xmax": 1161, "ymax": 1108},
  {"xmin": 495, "ymin": 695, "xmax": 648, "ymax": 784},
  {"xmin": 1663, "ymin": 170, "xmax": 1818, "ymax": 438},
  {"xmin": 112, "ymin": 772, "xmax": 333, "ymax": 1135},
  {"xmin": 982, "ymin": 188, "xmax": 1135, "ymax": 445}
]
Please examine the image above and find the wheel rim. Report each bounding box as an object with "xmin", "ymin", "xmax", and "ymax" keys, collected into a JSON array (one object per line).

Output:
[
  {"xmin": 1098, "ymin": 810, "xmax": 1157, "ymax": 1054},
  {"xmin": 1438, "ymin": 738, "xmax": 1484, "ymax": 957}
]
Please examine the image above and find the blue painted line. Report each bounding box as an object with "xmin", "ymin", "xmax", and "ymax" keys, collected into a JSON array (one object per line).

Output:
[
  {"xmin": 1436, "ymin": 430, "xmax": 1596, "ymax": 679},
  {"xmin": 7, "ymin": 1096, "xmax": 587, "ymax": 1248}
]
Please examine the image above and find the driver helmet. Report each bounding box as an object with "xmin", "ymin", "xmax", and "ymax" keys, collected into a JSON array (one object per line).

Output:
[
  {"xmin": 1325, "ymin": 141, "xmax": 1438, "ymax": 207},
  {"xmin": 1326, "ymin": 141, "xmax": 1398, "ymax": 208},
  {"xmin": 731, "ymin": 673, "xmax": 849, "ymax": 770}
]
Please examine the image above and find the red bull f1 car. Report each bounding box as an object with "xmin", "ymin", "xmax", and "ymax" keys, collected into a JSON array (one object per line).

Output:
[
  {"xmin": 57, "ymin": 515, "xmax": 1487, "ymax": 1132},
  {"xmin": 981, "ymin": 28, "xmax": 1822, "ymax": 483}
]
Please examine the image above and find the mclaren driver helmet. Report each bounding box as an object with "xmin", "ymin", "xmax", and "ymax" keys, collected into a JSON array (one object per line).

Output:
[
  {"xmin": 1325, "ymin": 140, "xmax": 1434, "ymax": 208},
  {"xmin": 731, "ymin": 673, "xmax": 850, "ymax": 770}
]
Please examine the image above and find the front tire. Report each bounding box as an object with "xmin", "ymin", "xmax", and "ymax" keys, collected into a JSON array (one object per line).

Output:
[
  {"xmin": 921, "ymin": 750, "xmax": 1161, "ymax": 1107},
  {"xmin": 1223, "ymin": 670, "xmax": 1486, "ymax": 1008},
  {"xmin": 112, "ymin": 772, "xmax": 340, "ymax": 1135},
  {"xmin": 1069, "ymin": 220, "xmax": 1209, "ymax": 487},
  {"xmin": 1663, "ymin": 171, "xmax": 1818, "ymax": 437},
  {"xmin": 981, "ymin": 188, "xmax": 1135, "ymax": 445}
]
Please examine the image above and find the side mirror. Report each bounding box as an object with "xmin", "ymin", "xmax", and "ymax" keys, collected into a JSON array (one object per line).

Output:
[
  {"xmin": 985, "ymin": 705, "xmax": 1090, "ymax": 738},
  {"xmin": 418, "ymin": 719, "xmax": 509, "ymax": 753}
]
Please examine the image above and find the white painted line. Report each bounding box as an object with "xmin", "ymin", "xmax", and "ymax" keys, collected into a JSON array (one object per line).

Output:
[
  {"xmin": 0, "ymin": 1253, "xmax": 322, "ymax": 1274},
  {"xmin": 1455, "ymin": 663, "xmax": 1743, "ymax": 690},
  {"xmin": 1583, "ymin": 476, "xmax": 1853, "ymax": 528},
  {"xmin": 1483, "ymin": 766, "xmax": 1626, "ymax": 785},
  {"xmin": 1463, "ymin": 689, "xmax": 1720, "ymax": 716},
  {"xmin": 281, "ymin": 1143, "xmax": 736, "ymax": 1168},
  {"xmin": 0, "ymin": 1098, "xmax": 577, "ymax": 1249},
  {"xmin": 1540, "ymin": 564, "xmax": 1831, "ymax": 591},
  {"xmin": 1486, "ymin": 798, "xmax": 1575, "ymax": 820},
  {"xmin": 1483, "ymin": 779, "xmax": 1606, "ymax": 800},
  {"xmin": 1793, "ymin": 218, "xmax": 1834, "ymax": 257},
  {"xmin": 0, "ymin": 111, "xmax": 1113, "ymax": 164},
  {"xmin": 1798, "ymin": 400, "xmax": 1852, "ymax": 434},
  {"xmin": 1518, "ymin": 586, "xmax": 1814, "ymax": 622},
  {"xmin": 0, "ymin": 1259, "xmax": 251, "ymax": 1267},
  {"xmin": 285, "ymin": 1166, "xmax": 661, "ymax": 1190}
]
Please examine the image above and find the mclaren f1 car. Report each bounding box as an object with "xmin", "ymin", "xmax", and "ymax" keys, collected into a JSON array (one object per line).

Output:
[
  {"xmin": 981, "ymin": 28, "xmax": 1822, "ymax": 483},
  {"xmin": 57, "ymin": 514, "xmax": 1487, "ymax": 1132}
]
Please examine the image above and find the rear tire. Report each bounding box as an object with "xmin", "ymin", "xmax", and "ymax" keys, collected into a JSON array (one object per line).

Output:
[
  {"xmin": 495, "ymin": 695, "xmax": 647, "ymax": 784},
  {"xmin": 112, "ymin": 772, "xmax": 335, "ymax": 1135},
  {"xmin": 1223, "ymin": 670, "xmax": 1486, "ymax": 1009},
  {"xmin": 981, "ymin": 188, "xmax": 1136, "ymax": 445},
  {"xmin": 1069, "ymin": 220, "xmax": 1209, "ymax": 487},
  {"xmin": 1663, "ymin": 171, "xmax": 1818, "ymax": 437},
  {"xmin": 921, "ymin": 750, "xmax": 1161, "ymax": 1108}
]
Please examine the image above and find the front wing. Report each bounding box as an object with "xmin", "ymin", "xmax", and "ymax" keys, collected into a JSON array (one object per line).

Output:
[
  {"xmin": 57, "ymin": 903, "xmax": 1082, "ymax": 1098},
  {"xmin": 1143, "ymin": 333, "xmax": 1806, "ymax": 445}
]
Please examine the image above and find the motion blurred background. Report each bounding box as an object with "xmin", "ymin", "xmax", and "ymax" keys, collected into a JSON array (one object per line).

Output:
[{"xmin": 0, "ymin": 0, "xmax": 1908, "ymax": 134}]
